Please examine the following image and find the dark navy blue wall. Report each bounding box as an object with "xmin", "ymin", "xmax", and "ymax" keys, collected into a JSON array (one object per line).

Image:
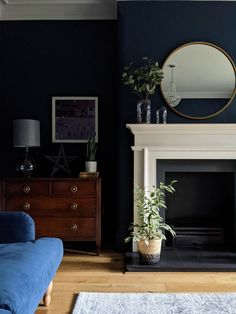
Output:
[
  {"xmin": 119, "ymin": 1, "xmax": 236, "ymax": 124},
  {"xmin": 0, "ymin": 21, "xmax": 118, "ymax": 245},
  {"xmin": 116, "ymin": 1, "xmax": 236, "ymax": 250}
]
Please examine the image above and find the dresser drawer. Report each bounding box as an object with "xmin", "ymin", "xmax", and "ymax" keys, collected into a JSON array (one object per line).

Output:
[
  {"xmin": 34, "ymin": 218, "xmax": 96, "ymax": 241},
  {"xmin": 5, "ymin": 197, "xmax": 96, "ymax": 217},
  {"xmin": 52, "ymin": 180, "xmax": 96, "ymax": 195},
  {"xmin": 5, "ymin": 181, "xmax": 48, "ymax": 196}
]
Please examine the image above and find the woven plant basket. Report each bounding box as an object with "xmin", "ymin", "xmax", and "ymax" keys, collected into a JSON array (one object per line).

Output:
[{"xmin": 138, "ymin": 239, "xmax": 162, "ymax": 264}]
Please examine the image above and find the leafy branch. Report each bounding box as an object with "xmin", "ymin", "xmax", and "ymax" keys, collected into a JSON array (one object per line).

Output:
[{"xmin": 122, "ymin": 57, "xmax": 164, "ymax": 100}]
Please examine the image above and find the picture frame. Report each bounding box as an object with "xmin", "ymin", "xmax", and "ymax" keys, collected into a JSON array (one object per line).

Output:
[{"xmin": 52, "ymin": 96, "xmax": 98, "ymax": 143}]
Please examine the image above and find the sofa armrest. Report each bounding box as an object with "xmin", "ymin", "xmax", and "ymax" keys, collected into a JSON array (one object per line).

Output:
[{"xmin": 0, "ymin": 211, "xmax": 35, "ymax": 243}]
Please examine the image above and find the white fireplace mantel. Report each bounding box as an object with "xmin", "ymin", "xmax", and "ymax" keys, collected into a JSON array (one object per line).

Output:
[
  {"xmin": 126, "ymin": 123, "xmax": 236, "ymax": 251},
  {"xmin": 127, "ymin": 123, "xmax": 236, "ymax": 187},
  {"xmin": 127, "ymin": 123, "xmax": 236, "ymax": 149}
]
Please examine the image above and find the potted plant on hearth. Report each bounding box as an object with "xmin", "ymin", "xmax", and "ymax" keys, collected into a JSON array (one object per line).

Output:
[
  {"xmin": 122, "ymin": 56, "xmax": 164, "ymax": 123},
  {"xmin": 85, "ymin": 132, "xmax": 97, "ymax": 172},
  {"xmin": 125, "ymin": 181, "xmax": 176, "ymax": 265}
]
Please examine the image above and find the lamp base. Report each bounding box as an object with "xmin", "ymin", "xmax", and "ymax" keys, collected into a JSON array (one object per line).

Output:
[{"xmin": 16, "ymin": 148, "xmax": 36, "ymax": 177}]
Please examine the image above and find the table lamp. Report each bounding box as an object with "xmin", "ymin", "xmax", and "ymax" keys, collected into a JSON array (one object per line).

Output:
[{"xmin": 13, "ymin": 119, "xmax": 40, "ymax": 177}]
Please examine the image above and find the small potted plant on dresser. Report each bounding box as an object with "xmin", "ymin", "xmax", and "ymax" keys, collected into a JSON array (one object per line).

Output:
[
  {"xmin": 125, "ymin": 181, "xmax": 176, "ymax": 265},
  {"xmin": 85, "ymin": 132, "xmax": 97, "ymax": 173}
]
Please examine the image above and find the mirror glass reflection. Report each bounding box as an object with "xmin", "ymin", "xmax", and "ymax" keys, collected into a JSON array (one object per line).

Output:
[{"xmin": 161, "ymin": 42, "xmax": 236, "ymax": 119}]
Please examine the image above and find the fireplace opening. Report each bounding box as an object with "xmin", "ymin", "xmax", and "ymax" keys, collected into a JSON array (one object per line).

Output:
[
  {"xmin": 165, "ymin": 171, "xmax": 234, "ymax": 249},
  {"xmin": 156, "ymin": 160, "xmax": 236, "ymax": 251}
]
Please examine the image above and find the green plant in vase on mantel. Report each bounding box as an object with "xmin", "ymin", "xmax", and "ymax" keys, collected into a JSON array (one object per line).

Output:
[
  {"xmin": 122, "ymin": 56, "xmax": 164, "ymax": 123},
  {"xmin": 125, "ymin": 181, "xmax": 177, "ymax": 265}
]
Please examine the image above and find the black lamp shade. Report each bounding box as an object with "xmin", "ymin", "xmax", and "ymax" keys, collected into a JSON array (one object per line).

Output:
[{"xmin": 13, "ymin": 119, "xmax": 40, "ymax": 148}]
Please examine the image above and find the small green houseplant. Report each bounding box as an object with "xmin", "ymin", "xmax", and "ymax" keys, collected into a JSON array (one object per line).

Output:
[
  {"xmin": 122, "ymin": 57, "xmax": 164, "ymax": 123},
  {"xmin": 125, "ymin": 181, "xmax": 176, "ymax": 264},
  {"xmin": 85, "ymin": 132, "xmax": 97, "ymax": 172}
]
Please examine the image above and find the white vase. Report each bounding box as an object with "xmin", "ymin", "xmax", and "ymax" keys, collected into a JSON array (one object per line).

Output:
[{"xmin": 85, "ymin": 161, "xmax": 97, "ymax": 172}]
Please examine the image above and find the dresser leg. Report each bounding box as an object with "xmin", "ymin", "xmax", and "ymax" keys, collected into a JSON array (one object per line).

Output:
[{"xmin": 96, "ymin": 243, "xmax": 100, "ymax": 256}]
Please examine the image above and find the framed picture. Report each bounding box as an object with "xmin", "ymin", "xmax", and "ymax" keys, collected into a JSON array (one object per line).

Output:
[{"xmin": 52, "ymin": 96, "xmax": 98, "ymax": 143}]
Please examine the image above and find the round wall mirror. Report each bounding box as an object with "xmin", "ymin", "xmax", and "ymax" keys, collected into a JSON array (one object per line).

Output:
[{"xmin": 160, "ymin": 42, "xmax": 236, "ymax": 119}]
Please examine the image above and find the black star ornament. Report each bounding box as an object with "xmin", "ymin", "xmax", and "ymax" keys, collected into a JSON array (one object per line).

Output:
[{"xmin": 46, "ymin": 144, "xmax": 78, "ymax": 177}]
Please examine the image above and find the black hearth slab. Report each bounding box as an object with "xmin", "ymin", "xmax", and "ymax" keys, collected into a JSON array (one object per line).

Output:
[{"xmin": 125, "ymin": 248, "xmax": 236, "ymax": 272}]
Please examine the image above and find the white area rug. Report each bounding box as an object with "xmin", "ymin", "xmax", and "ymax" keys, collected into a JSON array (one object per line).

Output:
[{"xmin": 72, "ymin": 292, "xmax": 236, "ymax": 314}]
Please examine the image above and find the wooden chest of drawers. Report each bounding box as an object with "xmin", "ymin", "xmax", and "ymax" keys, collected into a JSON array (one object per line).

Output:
[{"xmin": 0, "ymin": 178, "xmax": 101, "ymax": 255}]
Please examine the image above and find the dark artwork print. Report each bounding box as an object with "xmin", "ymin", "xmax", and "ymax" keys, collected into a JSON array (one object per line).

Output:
[{"xmin": 55, "ymin": 99, "xmax": 97, "ymax": 142}]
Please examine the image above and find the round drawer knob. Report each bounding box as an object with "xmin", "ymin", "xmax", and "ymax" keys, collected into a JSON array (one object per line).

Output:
[
  {"xmin": 70, "ymin": 224, "xmax": 78, "ymax": 232},
  {"xmin": 22, "ymin": 202, "xmax": 31, "ymax": 211},
  {"xmin": 70, "ymin": 203, "xmax": 78, "ymax": 210},
  {"xmin": 22, "ymin": 185, "xmax": 31, "ymax": 194},
  {"xmin": 70, "ymin": 186, "xmax": 78, "ymax": 193}
]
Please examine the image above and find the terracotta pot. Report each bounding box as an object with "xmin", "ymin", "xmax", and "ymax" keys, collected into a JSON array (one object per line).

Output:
[{"xmin": 138, "ymin": 239, "xmax": 162, "ymax": 264}]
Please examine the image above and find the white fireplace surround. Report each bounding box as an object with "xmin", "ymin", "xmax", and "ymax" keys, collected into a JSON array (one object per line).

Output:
[{"xmin": 127, "ymin": 123, "xmax": 236, "ymax": 251}]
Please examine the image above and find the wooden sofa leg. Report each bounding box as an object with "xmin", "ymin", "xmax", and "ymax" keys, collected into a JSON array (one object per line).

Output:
[{"xmin": 43, "ymin": 281, "xmax": 53, "ymax": 306}]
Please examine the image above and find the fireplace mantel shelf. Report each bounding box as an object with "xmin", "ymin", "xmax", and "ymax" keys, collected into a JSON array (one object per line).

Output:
[
  {"xmin": 132, "ymin": 146, "xmax": 236, "ymax": 151},
  {"xmin": 127, "ymin": 123, "xmax": 236, "ymax": 135},
  {"xmin": 126, "ymin": 124, "xmax": 236, "ymax": 149}
]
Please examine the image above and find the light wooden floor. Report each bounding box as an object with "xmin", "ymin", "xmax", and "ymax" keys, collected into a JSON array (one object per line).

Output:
[{"xmin": 36, "ymin": 251, "xmax": 236, "ymax": 314}]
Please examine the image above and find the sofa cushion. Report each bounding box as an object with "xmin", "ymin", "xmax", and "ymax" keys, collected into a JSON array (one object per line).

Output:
[
  {"xmin": 0, "ymin": 238, "xmax": 63, "ymax": 314},
  {"xmin": 0, "ymin": 212, "xmax": 35, "ymax": 243}
]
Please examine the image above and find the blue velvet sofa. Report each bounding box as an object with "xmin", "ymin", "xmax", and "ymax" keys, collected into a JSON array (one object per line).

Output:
[{"xmin": 0, "ymin": 211, "xmax": 63, "ymax": 314}]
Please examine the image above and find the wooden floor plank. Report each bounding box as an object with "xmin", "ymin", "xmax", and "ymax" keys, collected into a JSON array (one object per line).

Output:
[{"xmin": 35, "ymin": 251, "xmax": 236, "ymax": 314}]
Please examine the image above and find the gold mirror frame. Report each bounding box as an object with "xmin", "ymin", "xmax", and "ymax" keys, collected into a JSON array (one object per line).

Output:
[{"xmin": 160, "ymin": 42, "xmax": 236, "ymax": 120}]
